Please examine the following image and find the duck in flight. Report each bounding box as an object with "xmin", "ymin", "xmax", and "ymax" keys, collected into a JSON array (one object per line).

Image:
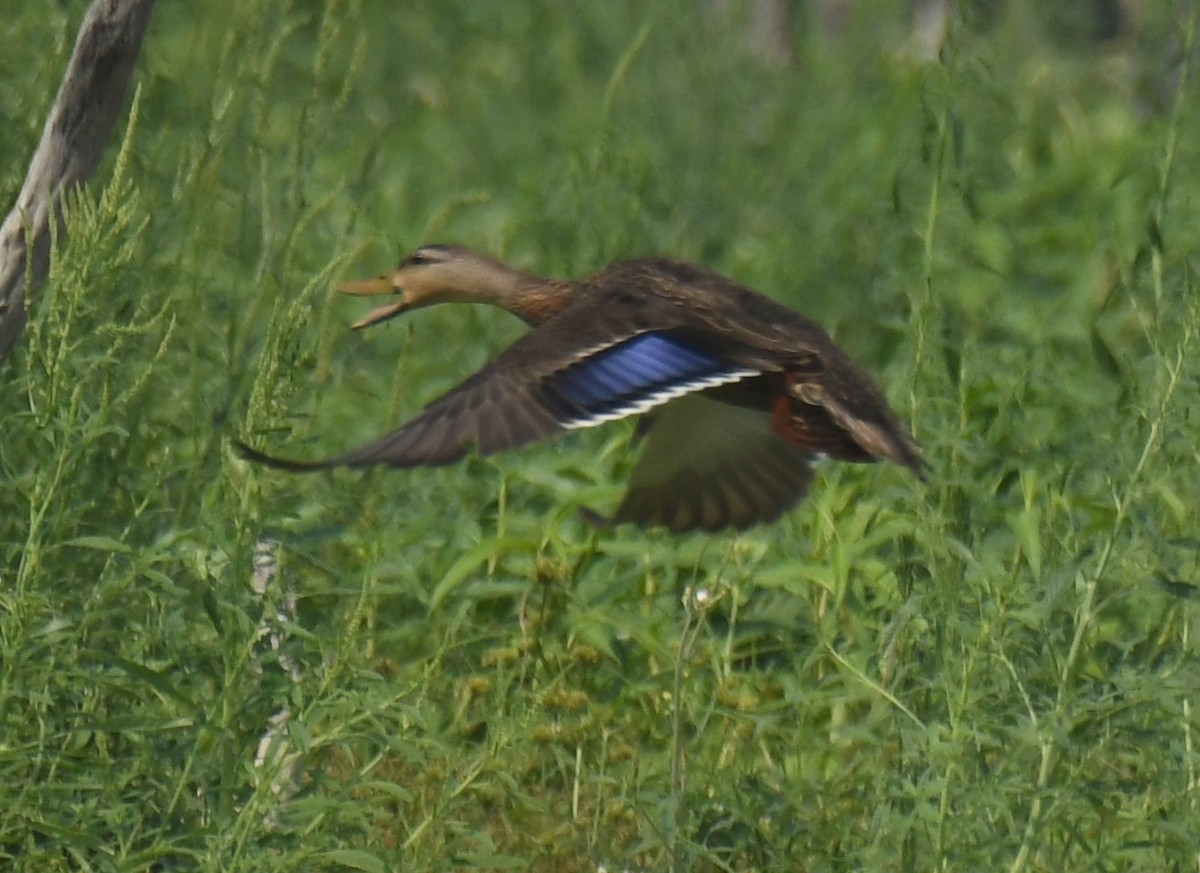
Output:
[{"xmin": 236, "ymin": 244, "xmax": 924, "ymax": 532}]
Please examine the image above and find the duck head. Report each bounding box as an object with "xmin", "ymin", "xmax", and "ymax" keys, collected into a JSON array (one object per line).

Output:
[{"xmin": 340, "ymin": 244, "xmax": 537, "ymax": 329}]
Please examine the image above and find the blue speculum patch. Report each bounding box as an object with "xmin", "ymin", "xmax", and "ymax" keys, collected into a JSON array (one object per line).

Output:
[{"xmin": 553, "ymin": 333, "xmax": 739, "ymax": 421}]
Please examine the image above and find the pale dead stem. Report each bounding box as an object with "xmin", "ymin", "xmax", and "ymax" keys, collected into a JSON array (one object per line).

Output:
[{"xmin": 0, "ymin": 0, "xmax": 155, "ymax": 358}]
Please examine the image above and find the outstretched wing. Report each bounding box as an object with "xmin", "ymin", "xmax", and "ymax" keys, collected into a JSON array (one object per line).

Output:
[
  {"xmin": 236, "ymin": 305, "xmax": 759, "ymax": 471},
  {"xmin": 610, "ymin": 394, "xmax": 814, "ymax": 532}
]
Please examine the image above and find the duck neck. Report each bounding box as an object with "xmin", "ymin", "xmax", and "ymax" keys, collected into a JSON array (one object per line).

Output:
[
  {"xmin": 500, "ymin": 278, "xmax": 574, "ymax": 326},
  {"xmin": 443, "ymin": 254, "xmax": 572, "ymax": 326}
]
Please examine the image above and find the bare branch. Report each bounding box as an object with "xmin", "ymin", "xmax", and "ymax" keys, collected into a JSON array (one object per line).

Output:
[{"xmin": 0, "ymin": 0, "xmax": 156, "ymax": 360}]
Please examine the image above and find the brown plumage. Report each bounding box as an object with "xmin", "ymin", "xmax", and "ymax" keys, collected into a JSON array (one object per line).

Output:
[{"xmin": 236, "ymin": 244, "xmax": 924, "ymax": 532}]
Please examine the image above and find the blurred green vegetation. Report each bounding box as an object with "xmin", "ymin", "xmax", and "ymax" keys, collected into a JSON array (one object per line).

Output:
[{"xmin": 2, "ymin": 1, "xmax": 1200, "ymax": 870}]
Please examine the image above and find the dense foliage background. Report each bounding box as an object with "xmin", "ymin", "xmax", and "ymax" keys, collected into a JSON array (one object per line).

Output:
[{"xmin": 3, "ymin": 1, "xmax": 1199, "ymax": 870}]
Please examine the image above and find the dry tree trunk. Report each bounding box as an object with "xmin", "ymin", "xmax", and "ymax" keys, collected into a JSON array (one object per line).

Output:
[
  {"xmin": 0, "ymin": 0, "xmax": 156, "ymax": 360},
  {"xmin": 707, "ymin": 0, "xmax": 795, "ymax": 66}
]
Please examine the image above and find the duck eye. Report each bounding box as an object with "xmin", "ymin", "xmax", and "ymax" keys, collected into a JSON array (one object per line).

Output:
[{"xmin": 400, "ymin": 252, "xmax": 431, "ymax": 268}]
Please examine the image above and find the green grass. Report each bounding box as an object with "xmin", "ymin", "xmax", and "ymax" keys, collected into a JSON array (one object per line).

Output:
[{"xmin": 3, "ymin": 1, "xmax": 1200, "ymax": 870}]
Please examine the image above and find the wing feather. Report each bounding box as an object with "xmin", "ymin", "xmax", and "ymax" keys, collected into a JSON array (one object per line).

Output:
[
  {"xmin": 790, "ymin": 379, "xmax": 926, "ymax": 475},
  {"xmin": 612, "ymin": 395, "xmax": 814, "ymax": 532},
  {"xmin": 236, "ymin": 303, "xmax": 761, "ymax": 471}
]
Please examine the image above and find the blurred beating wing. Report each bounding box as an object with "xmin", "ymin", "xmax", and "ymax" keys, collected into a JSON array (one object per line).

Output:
[
  {"xmin": 236, "ymin": 324, "xmax": 758, "ymax": 471},
  {"xmin": 612, "ymin": 394, "xmax": 814, "ymax": 532}
]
